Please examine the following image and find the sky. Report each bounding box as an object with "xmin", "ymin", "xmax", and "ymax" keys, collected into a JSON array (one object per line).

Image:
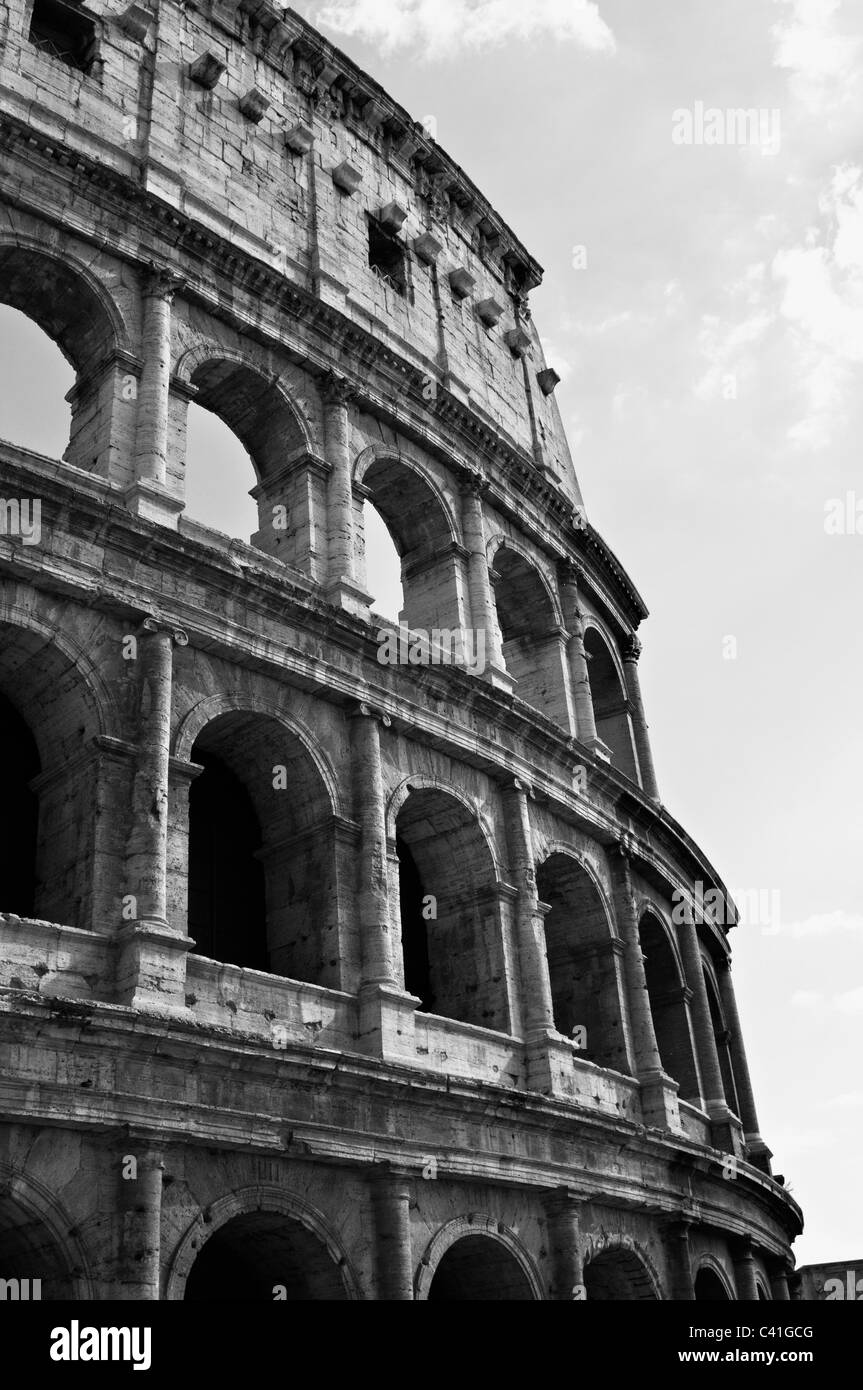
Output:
[{"xmin": 0, "ymin": 0, "xmax": 860, "ymax": 1268}]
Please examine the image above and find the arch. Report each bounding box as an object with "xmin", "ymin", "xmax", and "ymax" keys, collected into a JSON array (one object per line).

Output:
[
  {"xmin": 694, "ymin": 1257, "xmax": 735, "ymax": 1301},
  {"xmin": 701, "ymin": 955, "xmax": 741, "ymax": 1115},
  {"xmin": 177, "ymin": 348, "xmax": 312, "ymax": 485},
  {"xmin": 385, "ymin": 774, "xmax": 502, "ymax": 878},
  {"xmin": 354, "ymin": 444, "xmax": 460, "ymax": 547},
  {"xmin": 0, "ymin": 608, "xmax": 118, "ymax": 929},
  {"xmin": 355, "ymin": 445, "xmax": 461, "ymax": 635},
  {"xmin": 0, "ymin": 597, "xmax": 119, "ymax": 748},
  {"xmin": 583, "ymin": 623, "xmax": 640, "ymax": 781},
  {"xmin": 173, "ymin": 693, "xmax": 344, "ymax": 819},
  {"xmin": 183, "ymin": 706, "xmax": 339, "ymax": 982},
  {"xmin": 415, "ymin": 1214, "xmax": 543, "ymax": 1301},
  {"xmin": 582, "ymin": 1234, "xmax": 663, "ymax": 1300},
  {"xmin": 638, "ymin": 907, "xmax": 702, "ymax": 1102},
  {"xmin": 394, "ymin": 783, "xmax": 508, "ymax": 1030},
  {"xmin": 486, "ymin": 534, "xmax": 563, "ymax": 628},
  {"xmin": 0, "ymin": 233, "xmax": 130, "ymax": 370},
  {"xmin": 0, "ymin": 1163, "xmax": 94, "ymax": 1299},
  {"xmin": 488, "ymin": 539, "xmax": 570, "ymax": 724},
  {"xmin": 165, "ymin": 1186, "xmax": 359, "ymax": 1301},
  {"xmin": 756, "ymin": 1275, "xmax": 772, "ymax": 1300},
  {"xmin": 535, "ymin": 848, "xmax": 630, "ymax": 1072}
]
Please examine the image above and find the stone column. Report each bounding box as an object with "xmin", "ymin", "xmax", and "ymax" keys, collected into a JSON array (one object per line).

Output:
[
  {"xmin": 322, "ymin": 372, "xmax": 369, "ymax": 614},
  {"xmin": 460, "ymin": 475, "xmax": 512, "ymax": 691},
  {"xmin": 117, "ymin": 618, "xmax": 193, "ymax": 1015},
  {"xmin": 622, "ymin": 635, "xmax": 660, "ymax": 801},
  {"xmin": 558, "ymin": 563, "xmax": 609, "ymax": 758},
  {"xmin": 676, "ymin": 908, "xmax": 739, "ymax": 1152},
  {"xmin": 352, "ymin": 706, "xmax": 417, "ymax": 1059},
  {"xmin": 610, "ymin": 842, "xmax": 679, "ymax": 1129},
  {"xmin": 768, "ymin": 1258, "xmax": 792, "ymax": 1301},
  {"xmin": 543, "ymin": 1190, "xmax": 585, "ymax": 1299},
  {"xmin": 664, "ymin": 1219, "xmax": 695, "ymax": 1300},
  {"xmin": 502, "ymin": 780, "xmax": 555, "ymax": 1037},
  {"xmin": 116, "ymin": 1146, "xmax": 163, "ymax": 1300},
  {"xmin": 127, "ymin": 266, "xmax": 184, "ymax": 526},
  {"xmin": 372, "ymin": 1169, "xmax": 414, "ymax": 1300},
  {"xmin": 732, "ymin": 1237, "xmax": 761, "ymax": 1300},
  {"xmin": 717, "ymin": 957, "xmax": 772, "ymax": 1172}
]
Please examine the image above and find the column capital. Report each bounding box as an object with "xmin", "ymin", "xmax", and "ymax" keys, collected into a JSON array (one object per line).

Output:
[
  {"xmin": 622, "ymin": 633, "xmax": 643, "ymax": 662},
  {"xmin": 320, "ymin": 369, "xmax": 357, "ymax": 406},
  {"xmin": 612, "ymin": 831, "xmax": 640, "ymax": 863},
  {"xmin": 140, "ymin": 616, "xmax": 189, "ymax": 647},
  {"xmin": 558, "ymin": 558, "xmax": 586, "ymax": 590},
  {"xmin": 143, "ymin": 262, "xmax": 185, "ymax": 301},
  {"xmin": 350, "ymin": 701, "xmax": 392, "ymax": 728},
  {"xmin": 458, "ymin": 469, "xmax": 490, "ymax": 500}
]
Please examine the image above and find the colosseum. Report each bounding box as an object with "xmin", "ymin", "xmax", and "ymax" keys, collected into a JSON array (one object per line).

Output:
[{"xmin": 0, "ymin": 0, "xmax": 801, "ymax": 1300}]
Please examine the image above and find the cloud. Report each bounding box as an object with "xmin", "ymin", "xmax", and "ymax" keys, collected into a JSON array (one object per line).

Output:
[
  {"xmin": 772, "ymin": 164, "xmax": 863, "ymax": 446},
  {"xmin": 771, "ymin": 0, "xmax": 862, "ymax": 115},
  {"xmin": 790, "ymin": 989, "xmax": 824, "ymax": 1009},
  {"xmin": 775, "ymin": 909, "xmax": 863, "ymax": 937},
  {"xmin": 834, "ymin": 986, "xmax": 863, "ymax": 1014},
  {"xmin": 314, "ymin": 0, "xmax": 616, "ymax": 59},
  {"xmin": 824, "ymin": 1091, "xmax": 863, "ymax": 1109}
]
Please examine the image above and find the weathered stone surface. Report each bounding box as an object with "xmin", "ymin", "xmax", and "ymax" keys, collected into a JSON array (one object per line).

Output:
[{"xmin": 0, "ymin": 1, "xmax": 799, "ymax": 1300}]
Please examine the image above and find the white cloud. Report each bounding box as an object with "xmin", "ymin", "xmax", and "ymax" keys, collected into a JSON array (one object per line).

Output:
[
  {"xmin": 771, "ymin": 0, "xmax": 861, "ymax": 115},
  {"xmin": 772, "ymin": 163, "xmax": 863, "ymax": 446},
  {"xmin": 775, "ymin": 909, "xmax": 863, "ymax": 937},
  {"xmin": 314, "ymin": 0, "xmax": 616, "ymax": 59},
  {"xmin": 834, "ymin": 986, "xmax": 863, "ymax": 1014},
  {"xmin": 790, "ymin": 988, "xmax": 824, "ymax": 1009}
]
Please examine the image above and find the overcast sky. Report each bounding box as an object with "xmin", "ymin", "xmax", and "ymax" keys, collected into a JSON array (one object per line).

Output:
[{"xmin": 1, "ymin": 0, "xmax": 860, "ymax": 1269}]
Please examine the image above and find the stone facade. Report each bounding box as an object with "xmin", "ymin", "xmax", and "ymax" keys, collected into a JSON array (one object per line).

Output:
[{"xmin": 0, "ymin": 0, "xmax": 800, "ymax": 1299}]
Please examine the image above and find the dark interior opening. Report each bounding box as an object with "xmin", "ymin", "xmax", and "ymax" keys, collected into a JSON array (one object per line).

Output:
[
  {"xmin": 397, "ymin": 832, "xmax": 432, "ymax": 1009},
  {"xmin": 187, "ymin": 748, "xmax": 267, "ymax": 970},
  {"xmin": 368, "ymin": 218, "xmax": 407, "ymax": 296},
  {"xmin": 29, "ymin": 0, "xmax": 97, "ymax": 72},
  {"xmin": 0, "ymin": 691, "xmax": 40, "ymax": 916}
]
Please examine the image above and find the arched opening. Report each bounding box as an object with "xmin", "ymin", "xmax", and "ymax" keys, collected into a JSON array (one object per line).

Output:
[
  {"xmin": 184, "ymin": 359, "xmax": 308, "ymax": 557},
  {"xmin": 183, "ymin": 1211, "xmax": 348, "ymax": 1301},
  {"xmin": 363, "ymin": 499, "xmax": 404, "ymax": 621},
  {"xmin": 757, "ymin": 1282, "xmax": 771, "ymax": 1300},
  {"xmin": 584, "ymin": 628, "xmax": 640, "ymax": 781},
  {"xmin": 703, "ymin": 966, "xmax": 741, "ymax": 1116},
  {"xmin": 535, "ymin": 854, "xmax": 629, "ymax": 1072},
  {"xmin": 0, "ymin": 306, "xmax": 74, "ymax": 459},
  {"xmin": 360, "ymin": 457, "xmax": 457, "ymax": 638},
  {"xmin": 0, "ymin": 1195, "xmax": 76, "ymax": 1300},
  {"xmin": 639, "ymin": 911, "xmax": 702, "ymax": 1103},
  {"xmin": 0, "ymin": 622, "xmax": 102, "ymax": 932},
  {"xmin": 695, "ymin": 1266, "xmax": 733, "ymax": 1301},
  {"xmin": 492, "ymin": 546, "xmax": 569, "ymax": 725},
  {"xmin": 187, "ymin": 748, "xmax": 267, "ymax": 971},
  {"xmin": 583, "ymin": 1247, "xmax": 659, "ymax": 1300},
  {"xmin": 0, "ymin": 690, "xmax": 40, "ymax": 917},
  {"xmin": 427, "ymin": 1236, "xmax": 536, "ymax": 1301},
  {"xmin": 185, "ymin": 711, "xmax": 337, "ymax": 985},
  {"xmin": 0, "ymin": 244, "xmax": 120, "ymax": 473},
  {"xmin": 184, "ymin": 401, "xmax": 258, "ymax": 542},
  {"xmin": 395, "ymin": 787, "xmax": 507, "ymax": 1030}
]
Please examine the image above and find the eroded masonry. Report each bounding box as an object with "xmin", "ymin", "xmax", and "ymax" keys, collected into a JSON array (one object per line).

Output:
[{"xmin": 0, "ymin": 0, "xmax": 801, "ymax": 1299}]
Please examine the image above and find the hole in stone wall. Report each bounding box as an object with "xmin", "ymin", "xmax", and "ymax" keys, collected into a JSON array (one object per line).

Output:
[
  {"xmin": 0, "ymin": 690, "xmax": 40, "ymax": 917},
  {"xmin": 184, "ymin": 402, "xmax": 259, "ymax": 543},
  {"xmin": 363, "ymin": 500, "xmax": 404, "ymax": 622},
  {"xmin": 0, "ymin": 306, "xmax": 74, "ymax": 459},
  {"xmin": 639, "ymin": 912, "xmax": 701, "ymax": 1103},
  {"xmin": 187, "ymin": 748, "xmax": 268, "ymax": 970},
  {"xmin": 368, "ymin": 218, "xmax": 407, "ymax": 296},
  {"xmin": 427, "ymin": 1236, "xmax": 534, "ymax": 1301},
  {"xmin": 29, "ymin": 0, "xmax": 97, "ymax": 73}
]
